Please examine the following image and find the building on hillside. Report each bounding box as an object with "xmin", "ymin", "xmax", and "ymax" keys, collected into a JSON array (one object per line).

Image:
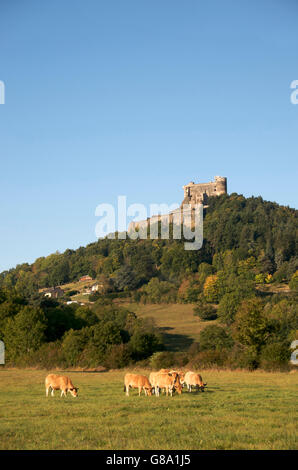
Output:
[
  {"xmin": 79, "ymin": 275, "xmax": 93, "ymax": 282},
  {"xmin": 44, "ymin": 287, "xmax": 64, "ymax": 299},
  {"xmin": 91, "ymin": 283, "xmax": 104, "ymax": 292}
]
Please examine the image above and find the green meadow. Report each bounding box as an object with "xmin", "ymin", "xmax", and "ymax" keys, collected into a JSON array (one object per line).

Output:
[{"xmin": 0, "ymin": 368, "xmax": 297, "ymax": 450}]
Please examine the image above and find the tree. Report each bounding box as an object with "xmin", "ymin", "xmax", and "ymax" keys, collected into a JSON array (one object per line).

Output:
[
  {"xmin": 199, "ymin": 325, "xmax": 233, "ymax": 351},
  {"xmin": 232, "ymin": 298, "xmax": 270, "ymax": 353},
  {"xmin": 203, "ymin": 275, "xmax": 219, "ymax": 303},
  {"xmin": 62, "ymin": 328, "xmax": 90, "ymax": 366},
  {"xmin": 3, "ymin": 306, "xmax": 47, "ymax": 361},
  {"xmin": 129, "ymin": 331, "xmax": 163, "ymax": 360},
  {"xmin": 289, "ymin": 271, "xmax": 298, "ymax": 292},
  {"xmin": 217, "ymin": 292, "xmax": 243, "ymax": 325},
  {"xmin": 113, "ymin": 265, "xmax": 138, "ymax": 291}
]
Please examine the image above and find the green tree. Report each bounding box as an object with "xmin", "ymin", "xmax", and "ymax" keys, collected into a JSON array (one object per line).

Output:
[
  {"xmin": 217, "ymin": 292, "xmax": 243, "ymax": 325},
  {"xmin": 199, "ymin": 325, "xmax": 234, "ymax": 351},
  {"xmin": 3, "ymin": 306, "xmax": 47, "ymax": 361},
  {"xmin": 62, "ymin": 328, "xmax": 90, "ymax": 366},
  {"xmin": 233, "ymin": 298, "xmax": 270, "ymax": 354}
]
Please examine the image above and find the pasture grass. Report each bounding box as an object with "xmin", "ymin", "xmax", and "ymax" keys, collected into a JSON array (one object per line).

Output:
[
  {"xmin": 0, "ymin": 368, "xmax": 297, "ymax": 450},
  {"xmin": 121, "ymin": 302, "xmax": 215, "ymax": 350}
]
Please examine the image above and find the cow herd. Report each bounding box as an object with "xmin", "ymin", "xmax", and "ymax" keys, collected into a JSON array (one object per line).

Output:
[
  {"xmin": 44, "ymin": 370, "xmax": 207, "ymax": 398},
  {"xmin": 124, "ymin": 369, "xmax": 207, "ymax": 397}
]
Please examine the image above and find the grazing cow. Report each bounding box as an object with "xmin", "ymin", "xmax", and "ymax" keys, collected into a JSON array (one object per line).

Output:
[
  {"xmin": 184, "ymin": 371, "xmax": 207, "ymax": 392},
  {"xmin": 124, "ymin": 373, "xmax": 153, "ymax": 396},
  {"xmin": 152, "ymin": 372, "xmax": 183, "ymax": 397},
  {"xmin": 169, "ymin": 370, "xmax": 185, "ymax": 385},
  {"xmin": 45, "ymin": 374, "xmax": 78, "ymax": 397}
]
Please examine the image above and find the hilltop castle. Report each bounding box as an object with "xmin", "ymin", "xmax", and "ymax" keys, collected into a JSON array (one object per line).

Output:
[
  {"xmin": 128, "ymin": 176, "xmax": 227, "ymax": 233},
  {"xmin": 181, "ymin": 176, "xmax": 227, "ymax": 207}
]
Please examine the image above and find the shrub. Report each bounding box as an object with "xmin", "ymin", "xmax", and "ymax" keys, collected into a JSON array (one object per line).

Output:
[
  {"xmin": 103, "ymin": 344, "xmax": 131, "ymax": 369},
  {"xmin": 289, "ymin": 271, "xmax": 298, "ymax": 292},
  {"xmin": 89, "ymin": 292, "xmax": 101, "ymax": 302},
  {"xmin": 188, "ymin": 349, "xmax": 229, "ymax": 369},
  {"xmin": 225, "ymin": 344, "xmax": 259, "ymax": 370},
  {"xmin": 259, "ymin": 341, "xmax": 291, "ymax": 371},
  {"xmin": 199, "ymin": 325, "xmax": 234, "ymax": 351},
  {"xmin": 20, "ymin": 341, "xmax": 66, "ymax": 369},
  {"xmin": 149, "ymin": 351, "xmax": 176, "ymax": 370},
  {"xmin": 66, "ymin": 290, "xmax": 79, "ymax": 297},
  {"xmin": 193, "ymin": 303, "xmax": 217, "ymax": 321},
  {"xmin": 129, "ymin": 331, "xmax": 163, "ymax": 361}
]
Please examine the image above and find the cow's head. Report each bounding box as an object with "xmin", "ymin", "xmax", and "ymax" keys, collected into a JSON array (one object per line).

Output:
[
  {"xmin": 146, "ymin": 387, "xmax": 153, "ymax": 396},
  {"xmin": 174, "ymin": 383, "xmax": 183, "ymax": 395},
  {"xmin": 200, "ymin": 383, "xmax": 207, "ymax": 392},
  {"xmin": 69, "ymin": 387, "xmax": 79, "ymax": 397}
]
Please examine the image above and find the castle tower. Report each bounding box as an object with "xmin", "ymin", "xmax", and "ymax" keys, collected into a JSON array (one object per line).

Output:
[{"xmin": 214, "ymin": 176, "xmax": 227, "ymax": 195}]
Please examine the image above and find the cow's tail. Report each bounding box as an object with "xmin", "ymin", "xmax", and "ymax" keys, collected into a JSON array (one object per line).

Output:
[{"xmin": 123, "ymin": 385, "xmax": 126, "ymax": 392}]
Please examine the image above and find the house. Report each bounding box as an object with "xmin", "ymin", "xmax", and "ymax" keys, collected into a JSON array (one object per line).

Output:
[
  {"xmin": 44, "ymin": 287, "xmax": 64, "ymax": 299},
  {"xmin": 91, "ymin": 283, "xmax": 102, "ymax": 292},
  {"xmin": 79, "ymin": 275, "xmax": 93, "ymax": 282}
]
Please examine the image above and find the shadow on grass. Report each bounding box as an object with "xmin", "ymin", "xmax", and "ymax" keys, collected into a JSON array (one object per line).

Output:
[{"xmin": 159, "ymin": 327, "xmax": 193, "ymax": 352}]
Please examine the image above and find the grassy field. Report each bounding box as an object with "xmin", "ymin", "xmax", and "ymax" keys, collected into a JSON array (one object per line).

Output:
[
  {"xmin": 0, "ymin": 368, "xmax": 297, "ymax": 450},
  {"xmin": 120, "ymin": 302, "xmax": 216, "ymax": 351}
]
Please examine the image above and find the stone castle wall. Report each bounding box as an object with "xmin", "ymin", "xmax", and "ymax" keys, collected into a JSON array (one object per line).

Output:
[
  {"xmin": 128, "ymin": 176, "xmax": 227, "ymax": 233},
  {"xmin": 181, "ymin": 176, "xmax": 227, "ymax": 206}
]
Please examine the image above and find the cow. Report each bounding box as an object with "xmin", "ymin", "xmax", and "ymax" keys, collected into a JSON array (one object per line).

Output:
[
  {"xmin": 45, "ymin": 374, "xmax": 79, "ymax": 397},
  {"xmin": 124, "ymin": 373, "xmax": 153, "ymax": 396},
  {"xmin": 184, "ymin": 371, "xmax": 207, "ymax": 392},
  {"xmin": 169, "ymin": 370, "xmax": 185, "ymax": 385},
  {"xmin": 151, "ymin": 371, "xmax": 172, "ymax": 395},
  {"xmin": 152, "ymin": 372, "xmax": 183, "ymax": 397}
]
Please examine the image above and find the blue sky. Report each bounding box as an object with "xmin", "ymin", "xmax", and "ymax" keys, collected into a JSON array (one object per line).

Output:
[{"xmin": 0, "ymin": 0, "xmax": 297, "ymax": 272}]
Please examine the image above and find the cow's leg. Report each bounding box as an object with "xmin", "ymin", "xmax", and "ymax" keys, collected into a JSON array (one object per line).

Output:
[
  {"xmin": 126, "ymin": 385, "xmax": 129, "ymax": 396},
  {"xmin": 51, "ymin": 387, "xmax": 54, "ymax": 397},
  {"xmin": 46, "ymin": 386, "xmax": 49, "ymax": 397}
]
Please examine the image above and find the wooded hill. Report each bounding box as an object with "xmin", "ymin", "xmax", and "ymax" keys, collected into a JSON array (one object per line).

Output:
[
  {"xmin": 0, "ymin": 193, "xmax": 297, "ymax": 371},
  {"xmin": 1, "ymin": 193, "xmax": 297, "ymax": 295}
]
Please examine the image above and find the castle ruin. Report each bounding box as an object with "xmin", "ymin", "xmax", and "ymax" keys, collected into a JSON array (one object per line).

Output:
[
  {"xmin": 181, "ymin": 176, "xmax": 227, "ymax": 207},
  {"xmin": 128, "ymin": 176, "xmax": 227, "ymax": 233}
]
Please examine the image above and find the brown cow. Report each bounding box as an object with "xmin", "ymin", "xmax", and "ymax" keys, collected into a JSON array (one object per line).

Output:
[
  {"xmin": 152, "ymin": 372, "xmax": 183, "ymax": 397},
  {"xmin": 169, "ymin": 370, "xmax": 185, "ymax": 385},
  {"xmin": 184, "ymin": 371, "xmax": 207, "ymax": 392},
  {"xmin": 124, "ymin": 373, "xmax": 153, "ymax": 396},
  {"xmin": 45, "ymin": 374, "xmax": 79, "ymax": 397}
]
